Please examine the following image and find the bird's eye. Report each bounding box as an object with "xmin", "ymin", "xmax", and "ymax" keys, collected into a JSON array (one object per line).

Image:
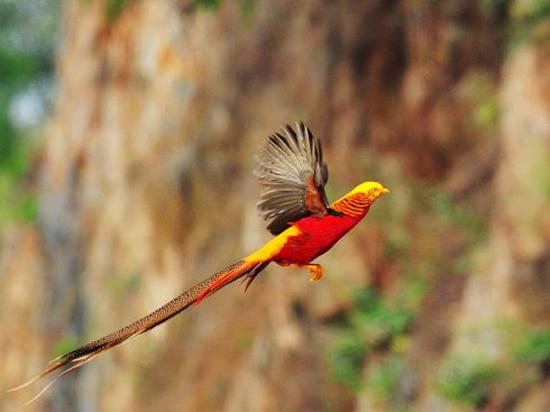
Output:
[{"xmin": 370, "ymin": 189, "xmax": 383, "ymax": 198}]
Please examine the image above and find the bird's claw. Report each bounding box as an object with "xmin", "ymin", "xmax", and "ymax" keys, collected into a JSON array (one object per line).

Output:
[{"xmin": 308, "ymin": 265, "xmax": 323, "ymax": 282}]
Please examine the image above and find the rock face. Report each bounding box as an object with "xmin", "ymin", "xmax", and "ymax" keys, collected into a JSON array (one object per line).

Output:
[{"xmin": 1, "ymin": 1, "xmax": 548, "ymax": 411}]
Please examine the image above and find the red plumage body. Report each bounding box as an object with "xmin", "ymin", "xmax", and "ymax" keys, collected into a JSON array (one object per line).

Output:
[{"xmin": 274, "ymin": 209, "xmax": 369, "ymax": 265}]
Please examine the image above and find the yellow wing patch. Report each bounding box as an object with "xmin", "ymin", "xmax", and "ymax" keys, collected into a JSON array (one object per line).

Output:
[{"xmin": 245, "ymin": 225, "xmax": 302, "ymax": 262}]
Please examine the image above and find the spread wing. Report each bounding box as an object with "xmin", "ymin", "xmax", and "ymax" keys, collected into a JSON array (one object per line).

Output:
[{"xmin": 255, "ymin": 122, "xmax": 330, "ymax": 235}]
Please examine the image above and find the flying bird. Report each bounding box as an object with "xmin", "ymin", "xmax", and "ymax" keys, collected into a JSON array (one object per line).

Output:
[{"xmin": 11, "ymin": 122, "xmax": 389, "ymax": 402}]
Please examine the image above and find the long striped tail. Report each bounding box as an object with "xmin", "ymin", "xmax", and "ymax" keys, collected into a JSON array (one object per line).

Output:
[{"xmin": 9, "ymin": 259, "xmax": 268, "ymax": 404}]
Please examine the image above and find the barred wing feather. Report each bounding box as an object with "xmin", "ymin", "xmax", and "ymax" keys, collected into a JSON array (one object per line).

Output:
[{"xmin": 255, "ymin": 122, "xmax": 329, "ymax": 235}]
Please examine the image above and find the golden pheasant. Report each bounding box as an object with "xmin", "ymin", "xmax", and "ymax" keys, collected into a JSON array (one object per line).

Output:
[{"xmin": 11, "ymin": 122, "xmax": 389, "ymax": 401}]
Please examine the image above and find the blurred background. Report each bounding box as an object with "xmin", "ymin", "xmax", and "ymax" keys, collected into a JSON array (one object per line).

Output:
[{"xmin": 1, "ymin": 0, "xmax": 549, "ymax": 411}]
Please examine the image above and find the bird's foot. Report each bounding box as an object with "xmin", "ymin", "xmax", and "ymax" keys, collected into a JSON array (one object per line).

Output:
[
  {"xmin": 286, "ymin": 263, "xmax": 324, "ymax": 282},
  {"xmin": 306, "ymin": 264, "xmax": 323, "ymax": 282}
]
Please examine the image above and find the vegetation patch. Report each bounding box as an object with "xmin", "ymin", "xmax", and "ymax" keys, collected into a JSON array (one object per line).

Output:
[
  {"xmin": 327, "ymin": 332, "xmax": 368, "ymax": 391},
  {"xmin": 367, "ymin": 355, "xmax": 407, "ymax": 403},
  {"xmin": 105, "ymin": 0, "xmax": 138, "ymax": 22},
  {"xmin": 192, "ymin": 0, "xmax": 222, "ymax": 10},
  {"xmin": 52, "ymin": 335, "xmax": 84, "ymax": 358},
  {"xmin": 436, "ymin": 355, "xmax": 502, "ymax": 408},
  {"xmin": 513, "ymin": 329, "xmax": 550, "ymax": 368},
  {"xmin": 327, "ymin": 287, "xmax": 415, "ymax": 392},
  {"xmin": 106, "ymin": 271, "xmax": 142, "ymax": 297},
  {"xmin": 352, "ymin": 288, "xmax": 414, "ymax": 347}
]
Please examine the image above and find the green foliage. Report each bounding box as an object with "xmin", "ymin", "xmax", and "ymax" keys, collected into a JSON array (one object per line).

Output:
[
  {"xmin": 18, "ymin": 192, "xmax": 38, "ymax": 222},
  {"xmin": 410, "ymin": 183, "xmax": 486, "ymax": 245},
  {"xmin": 463, "ymin": 71, "xmax": 500, "ymax": 134},
  {"xmin": 191, "ymin": 0, "xmax": 256, "ymax": 16},
  {"xmin": 0, "ymin": 47, "xmax": 35, "ymax": 89},
  {"xmin": 0, "ymin": 45, "xmax": 38, "ymax": 167},
  {"xmin": 473, "ymin": 98, "xmax": 500, "ymax": 132},
  {"xmin": 367, "ymin": 355, "xmax": 406, "ymax": 402},
  {"xmin": 437, "ymin": 355, "xmax": 502, "ymax": 408},
  {"xmin": 52, "ymin": 335, "xmax": 83, "ymax": 358},
  {"xmin": 106, "ymin": 271, "xmax": 142, "ymax": 297},
  {"xmin": 511, "ymin": 0, "xmax": 550, "ymax": 39},
  {"xmin": 0, "ymin": 0, "xmax": 58, "ymax": 229},
  {"xmin": 400, "ymin": 276, "xmax": 428, "ymax": 309},
  {"xmin": 482, "ymin": 0, "xmax": 511, "ymax": 9},
  {"xmin": 526, "ymin": 141, "xmax": 550, "ymax": 200},
  {"xmin": 429, "ymin": 191, "xmax": 483, "ymax": 237},
  {"xmin": 192, "ymin": 0, "xmax": 222, "ymax": 10},
  {"xmin": 384, "ymin": 227, "xmax": 411, "ymax": 259},
  {"xmin": 483, "ymin": 0, "xmax": 550, "ymax": 43},
  {"xmin": 105, "ymin": 0, "xmax": 137, "ymax": 22},
  {"xmin": 234, "ymin": 329, "xmax": 253, "ymax": 351},
  {"xmin": 352, "ymin": 288, "xmax": 414, "ymax": 342},
  {"xmin": 427, "ymin": 188, "xmax": 487, "ymax": 274},
  {"xmin": 352, "ymin": 286, "xmax": 379, "ymax": 312},
  {"xmin": 328, "ymin": 288, "xmax": 415, "ymax": 391},
  {"xmin": 513, "ymin": 329, "xmax": 550, "ymax": 365},
  {"xmin": 0, "ymin": 141, "xmax": 39, "ymax": 228},
  {"xmin": 239, "ymin": 0, "xmax": 258, "ymax": 20},
  {"xmin": 327, "ymin": 332, "xmax": 368, "ymax": 391}
]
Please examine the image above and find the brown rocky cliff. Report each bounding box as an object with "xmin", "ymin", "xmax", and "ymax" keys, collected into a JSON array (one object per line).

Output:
[{"xmin": 1, "ymin": 1, "xmax": 548, "ymax": 411}]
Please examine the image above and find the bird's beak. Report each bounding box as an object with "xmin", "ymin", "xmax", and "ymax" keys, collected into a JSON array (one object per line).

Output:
[{"xmin": 381, "ymin": 187, "xmax": 390, "ymax": 194}]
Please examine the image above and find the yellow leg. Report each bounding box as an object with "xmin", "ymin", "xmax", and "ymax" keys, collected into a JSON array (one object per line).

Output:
[{"xmin": 290, "ymin": 263, "xmax": 324, "ymax": 282}]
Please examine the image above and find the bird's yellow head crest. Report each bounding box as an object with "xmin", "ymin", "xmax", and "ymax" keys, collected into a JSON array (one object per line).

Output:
[{"xmin": 347, "ymin": 181, "xmax": 390, "ymax": 202}]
